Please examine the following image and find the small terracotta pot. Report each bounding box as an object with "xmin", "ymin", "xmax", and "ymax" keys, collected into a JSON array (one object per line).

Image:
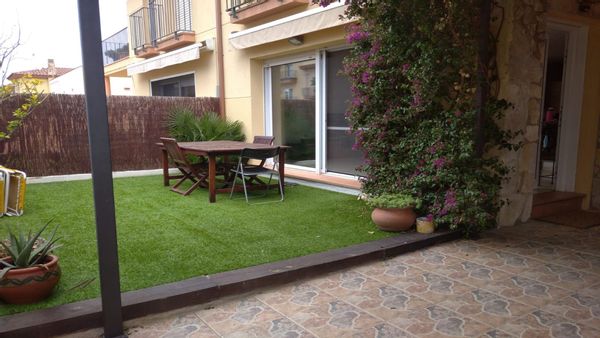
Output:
[
  {"xmin": 371, "ymin": 207, "xmax": 416, "ymax": 232},
  {"xmin": 416, "ymin": 217, "xmax": 435, "ymax": 234},
  {"xmin": 0, "ymin": 255, "xmax": 61, "ymax": 304}
]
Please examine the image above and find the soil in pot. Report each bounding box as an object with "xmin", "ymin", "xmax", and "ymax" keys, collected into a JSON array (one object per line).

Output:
[
  {"xmin": 0, "ymin": 254, "xmax": 61, "ymax": 305},
  {"xmin": 371, "ymin": 207, "xmax": 416, "ymax": 232}
]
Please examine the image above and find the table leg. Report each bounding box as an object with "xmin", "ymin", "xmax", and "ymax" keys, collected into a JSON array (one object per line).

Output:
[
  {"xmin": 208, "ymin": 154, "xmax": 216, "ymax": 203},
  {"xmin": 161, "ymin": 149, "xmax": 169, "ymax": 186},
  {"xmin": 278, "ymin": 149, "xmax": 285, "ymax": 194}
]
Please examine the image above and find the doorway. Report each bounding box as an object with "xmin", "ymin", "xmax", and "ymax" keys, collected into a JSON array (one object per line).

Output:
[
  {"xmin": 537, "ymin": 29, "xmax": 566, "ymax": 188},
  {"xmin": 536, "ymin": 21, "xmax": 587, "ymax": 191},
  {"xmin": 265, "ymin": 49, "xmax": 363, "ymax": 177}
]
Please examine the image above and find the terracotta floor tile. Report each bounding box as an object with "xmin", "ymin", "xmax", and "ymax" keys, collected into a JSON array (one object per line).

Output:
[
  {"xmin": 519, "ymin": 262, "xmax": 600, "ymax": 291},
  {"xmin": 462, "ymin": 249, "xmax": 546, "ymax": 275},
  {"xmin": 552, "ymin": 252, "xmax": 600, "ymax": 274},
  {"xmin": 437, "ymin": 289, "xmax": 535, "ymax": 327},
  {"xmin": 433, "ymin": 261, "xmax": 513, "ymax": 288},
  {"xmin": 57, "ymin": 221, "xmax": 600, "ymax": 338},
  {"xmin": 477, "ymin": 328, "xmax": 517, "ymax": 338},
  {"xmin": 480, "ymin": 276, "xmax": 571, "ymax": 308},
  {"xmin": 398, "ymin": 270, "xmax": 476, "ymax": 304},
  {"xmin": 497, "ymin": 241, "xmax": 575, "ymax": 262},
  {"xmin": 256, "ymin": 283, "xmax": 383, "ymax": 337},
  {"xmin": 542, "ymin": 292, "xmax": 600, "ymax": 329},
  {"xmin": 124, "ymin": 309, "xmax": 219, "ymax": 338},
  {"xmin": 388, "ymin": 304, "xmax": 492, "ymax": 337},
  {"xmin": 397, "ymin": 248, "xmax": 465, "ymax": 272},
  {"xmin": 196, "ymin": 296, "xmax": 314, "ymax": 337},
  {"xmin": 498, "ymin": 309, "xmax": 600, "ymax": 338}
]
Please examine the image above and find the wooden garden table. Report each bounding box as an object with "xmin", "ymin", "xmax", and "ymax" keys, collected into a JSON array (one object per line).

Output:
[{"xmin": 158, "ymin": 140, "xmax": 288, "ymax": 203}]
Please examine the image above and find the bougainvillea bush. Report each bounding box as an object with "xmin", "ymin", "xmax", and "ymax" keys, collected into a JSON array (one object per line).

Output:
[{"xmin": 317, "ymin": 0, "xmax": 518, "ymax": 236}]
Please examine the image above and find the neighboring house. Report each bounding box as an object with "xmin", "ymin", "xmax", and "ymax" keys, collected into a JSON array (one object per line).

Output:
[
  {"xmin": 7, "ymin": 59, "xmax": 72, "ymax": 93},
  {"xmin": 50, "ymin": 67, "xmax": 134, "ymax": 96},
  {"xmin": 118, "ymin": 0, "xmax": 600, "ymax": 226}
]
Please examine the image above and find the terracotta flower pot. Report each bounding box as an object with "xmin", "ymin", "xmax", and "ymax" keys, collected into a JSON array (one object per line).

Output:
[
  {"xmin": 371, "ymin": 207, "xmax": 416, "ymax": 232},
  {"xmin": 0, "ymin": 255, "xmax": 61, "ymax": 304}
]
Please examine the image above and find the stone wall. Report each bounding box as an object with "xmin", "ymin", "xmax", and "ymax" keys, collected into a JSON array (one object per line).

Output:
[
  {"xmin": 547, "ymin": 0, "xmax": 600, "ymax": 18},
  {"xmin": 494, "ymin": 0, "xmax": 547, "ymax": 226}
]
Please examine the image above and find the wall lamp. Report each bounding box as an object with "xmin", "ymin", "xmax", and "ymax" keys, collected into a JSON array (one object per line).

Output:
[{"xmin": 288, "ymin": 35, "xmax": 304, "ymax": 46}]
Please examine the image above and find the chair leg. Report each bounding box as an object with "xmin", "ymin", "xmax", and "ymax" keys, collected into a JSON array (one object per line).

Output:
[
  {"xmin": 242, "ymin": 176, "xmax": 249, "ymax": 204},
  {"xmin": 278, "ymin": 174, "xmax": 284, "ymax": 201},
  {"xmin": 182, "ymin": 179, "xmax": 204, "ymax": 196},
  {"xmin": 230, "ymin": 173, "xmax": 237, "ymax": 199}
]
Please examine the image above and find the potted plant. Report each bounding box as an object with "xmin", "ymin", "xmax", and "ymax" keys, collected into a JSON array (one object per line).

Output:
[
  {"xmin": 0, "ymin": 222, "xmax": 61, "ymax": 304},
  {"xmin": 366, "ymin": 193, "xmax": 420, "ymax": 231}
]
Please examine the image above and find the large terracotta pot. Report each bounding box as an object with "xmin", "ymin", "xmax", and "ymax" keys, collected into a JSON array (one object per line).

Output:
[
  {"xmin": 371, "ymin": 207, "xmax": 416, "ymax": 232},
  {"xmin": 0, "ymin": 255, "xmax": 61, "ymax": 304}
]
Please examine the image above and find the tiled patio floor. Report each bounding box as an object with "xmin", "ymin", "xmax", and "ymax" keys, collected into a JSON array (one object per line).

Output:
[{"xmin": 70, "ymin": 220, "xmax": 600, "ymax": 337}]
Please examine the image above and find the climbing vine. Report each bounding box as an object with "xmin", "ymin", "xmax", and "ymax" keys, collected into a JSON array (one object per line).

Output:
[{"xmin": 317, "ymin": 0, "xmax": 518, "ymax": 236}]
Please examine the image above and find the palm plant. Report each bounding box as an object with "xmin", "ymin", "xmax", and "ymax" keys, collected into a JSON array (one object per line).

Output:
[{"xmin": 166, "ymin": 108, "xmax": 245, "ymax": 142}]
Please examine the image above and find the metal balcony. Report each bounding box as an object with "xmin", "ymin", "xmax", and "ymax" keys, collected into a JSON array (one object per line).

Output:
[
  {"xmin": 102, "ymin": 28, "xmax": 129, "ymax": 66},
  {"xmin": 129, "ymin": 0, "xmax": 194, "ymax": 57}
]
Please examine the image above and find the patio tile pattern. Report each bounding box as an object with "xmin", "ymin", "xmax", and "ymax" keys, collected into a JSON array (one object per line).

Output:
[{"xmin": 66, "ymin": 220, "xmax": 600, "ymax": 338}]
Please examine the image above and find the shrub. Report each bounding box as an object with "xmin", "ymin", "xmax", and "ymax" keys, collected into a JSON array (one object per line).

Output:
[{"xmin": 366, "ymin": 193, "xmax": 421, "ymax": 209}]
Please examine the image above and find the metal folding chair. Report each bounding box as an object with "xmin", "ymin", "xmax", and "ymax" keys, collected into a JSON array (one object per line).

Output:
[{"xmin": 229, "ymin": 147, "xmax": 284, "ymax": 204}]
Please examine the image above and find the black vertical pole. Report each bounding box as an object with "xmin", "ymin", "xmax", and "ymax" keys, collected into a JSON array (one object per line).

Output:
[
  {"xmin": 475, "ymin": 0, "xmax": 491, "ymax": 158},
  {"xmin": 76, "ymin": 1, "xmax": 125, "ymax": 337}
]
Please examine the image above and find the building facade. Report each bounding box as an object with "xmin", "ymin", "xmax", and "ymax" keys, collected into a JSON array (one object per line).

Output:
[{"xmin": 120, "ymin": 0, "xmax": 600, "ymax": 226}]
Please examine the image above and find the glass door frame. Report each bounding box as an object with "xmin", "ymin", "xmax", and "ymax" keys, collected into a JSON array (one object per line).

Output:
[
  {"xmin": 264, "ymin": 47, "xmax": 359, "ymax": 178},
  {"xmin": 264, "ymin": 52, "xmax": 321, "ymax": 172}
]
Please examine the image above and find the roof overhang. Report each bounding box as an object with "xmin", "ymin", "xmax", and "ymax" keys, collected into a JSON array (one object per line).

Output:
[
  {"xmin": 126, "ymin": 40, "xmax": 213, "ymax": 76},
  {"xmin": 229, "ymin": 2, "xmax": 351, "ymax": 49}
]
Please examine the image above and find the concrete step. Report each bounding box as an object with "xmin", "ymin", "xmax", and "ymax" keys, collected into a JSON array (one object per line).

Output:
[{"xmin": 532, "ymin": 191, "xmax": 585, "ymax": 219}]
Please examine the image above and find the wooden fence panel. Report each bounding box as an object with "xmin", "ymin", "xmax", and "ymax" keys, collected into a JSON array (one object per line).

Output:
[{"xmin": 0, "ymin": 94, "xmax": 219, "ymax": 176}]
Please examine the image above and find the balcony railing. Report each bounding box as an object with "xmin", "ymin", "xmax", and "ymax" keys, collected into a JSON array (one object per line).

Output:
[
  {"xmin": 130, "ymin": 7, "xmax": 150, "ymax": 51},
  {"xmin": 102, "ymin": 28, "xmax": 129, "ymax": 66},
  {"xmin": 129, "ymin": 0, "xmax": 193, "ymax": 54},
  {"xmin": 150, "ymin": 0, "xmax": 192, "ymax": 42},
  {"xmin": 226, "ymin": 0, "xmax": 268, "ymax": 18}
]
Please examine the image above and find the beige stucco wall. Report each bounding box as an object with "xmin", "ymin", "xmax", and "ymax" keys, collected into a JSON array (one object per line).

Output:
[{"xmin": 124, "ymin": 0, "xmax": 347, "ymax": 139}]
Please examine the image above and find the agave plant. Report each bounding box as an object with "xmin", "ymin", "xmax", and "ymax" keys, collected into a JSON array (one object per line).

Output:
[{"xmin": 0, "ymin": 222, "xmax": 61, "ymax": 279}]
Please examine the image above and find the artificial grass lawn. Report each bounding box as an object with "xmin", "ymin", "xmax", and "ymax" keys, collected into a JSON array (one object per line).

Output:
[{"xmin": 0, "ymin": 175, "xmax": 393, "ymax": 316}]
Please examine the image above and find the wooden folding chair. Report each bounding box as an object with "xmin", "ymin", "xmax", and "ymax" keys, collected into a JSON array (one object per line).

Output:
[{"xmin": 160, "ymin": 137, "xmax": 208, "ymax": 196}]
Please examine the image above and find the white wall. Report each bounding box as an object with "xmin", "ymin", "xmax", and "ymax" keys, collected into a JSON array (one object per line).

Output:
[
  {"xmin": 49, "ymin": 67, "xmax": 84, "ymax": 94},
  {"xmin": 109, "ymin": 77, "xmax": 134, "ymax": 96},
  {"xmin": 50, "ymin": 67, "xmax": 134, "ymax": 96}
]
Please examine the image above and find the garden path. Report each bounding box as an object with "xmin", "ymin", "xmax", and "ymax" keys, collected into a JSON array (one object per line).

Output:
[{"xmin": 65, "ymin": 220, "xmax": 600, "ymax": 338}]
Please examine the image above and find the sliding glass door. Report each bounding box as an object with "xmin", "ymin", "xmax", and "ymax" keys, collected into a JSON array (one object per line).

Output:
[
  {"xmin": 325, "ymin": 50, "xmax": 362, "ymax": 176},
  {"xmin": 270, "ymin": 59, "xmax": 316, "ymax": 168},
  {"xmin": 265, "ymin": 50, "xmax": 363, "ymax": 176}
]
